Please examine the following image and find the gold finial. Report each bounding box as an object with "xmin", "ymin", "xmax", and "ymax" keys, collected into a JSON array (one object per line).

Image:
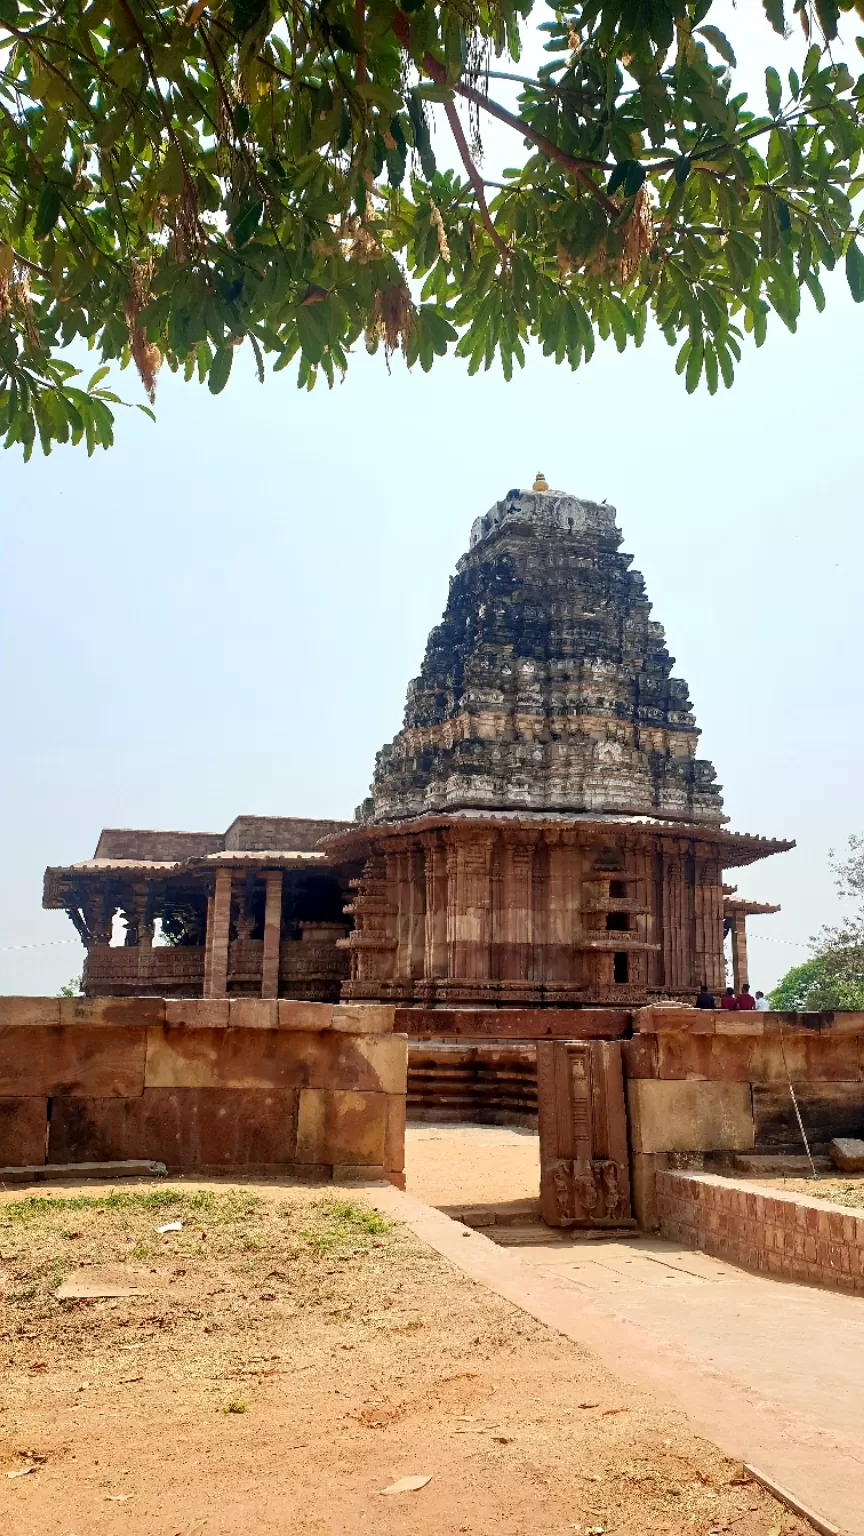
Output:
[{"xmin": 532, "ymin": 471, "xmax": 549, "ymax": 492}]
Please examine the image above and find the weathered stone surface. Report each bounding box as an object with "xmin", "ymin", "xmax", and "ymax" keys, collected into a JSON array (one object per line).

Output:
[
  {"xmin": 361, "ymin": 488, "xmax": 723, "ymax": 824},
  {"xmin": 753, "ymin": 1083, "xmax": 864, "ymax": 1152},
  {"xmin": 0, "ymin": 1098, "xmax": 47, "ymax": 1164},
  {"xmin": 0, "ymin": 1026, "xmax": 147, "ymax": 1098},
  {"xmin": 48, "ymin": 1088, "xmax": 299, "ymax": 1168},
  {"xmin": 228, "ymin": 999, "xmax": 279, "ymax": 1030},
  {"xmin": 621, "ymin": 1035, "xmax": 659, "ymax": 1079},
  {"xmin": 0, "ymin": 998, "xmax": 61, "ymax": 1028},
  {"xmin": 829, "ymin": 1137, "xmax": 864, "ymax": 1171},
  {"xmin": 395, "ymin": 1008, "xmax": 629, "ymax": 1039},
  {"xmin": 632, "ymin": 1007, "xmax": 716, "ymax": 1035},
  {"xmin": 58, "ymin": 996, "xmax": 165, "ymax": 1028},
  {"xmin": 384, "ymin": 1092, "xmax": 406, "ymax": 1174},
  {"xmin": 627, "ymin": 1079, "xmax": 754, "ymax": 1154},
  {"xmin": 331, "ymin": 1004, "xmax": 394, "ymax": 1034},
  {"xmin": 165, "ymin": 999, "xmax": 230, "ymax": 1029},
  {"xmin": 630, "ymin": 1152, "xmax": 669, "ymax": 1232},
  {"xmin": 277, "ymin": 1001, "xmax": 335, "ymax": 1031},
  {"xmin": 655, "ymin": 1032, "xmax": 862, "ymax": 1085},
  {"xmin": 295, "ymin": 1089, "xmax": 387, "ymax": 1166},
  {"xmin": 144, "ymin": 1027, "xmax": 406, "ymax": 1095}
]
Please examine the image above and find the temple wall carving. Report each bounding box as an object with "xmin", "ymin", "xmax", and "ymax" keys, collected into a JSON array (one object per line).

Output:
[{"xmin": 336, "ymin": 820, "xmax": 725, "ymax": 1007}]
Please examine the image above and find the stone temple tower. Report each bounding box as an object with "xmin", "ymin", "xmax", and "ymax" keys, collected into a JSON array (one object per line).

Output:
[
  {"xmin": 328, "ymin": 479, "xmax": 790, "ymax": 1008},
  {"xmin": 361, "ymin": 482, "xmax": 723, "ymax": 826}
]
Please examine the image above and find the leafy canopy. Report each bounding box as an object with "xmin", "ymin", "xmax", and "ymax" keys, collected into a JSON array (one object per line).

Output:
[
  {"xmin": 770, "ymin": 833, "xmax": 864, "ymax": 1009},
  {"xmin": 2, "ymin": 0, "xmax": 864, "ymax": 455}
]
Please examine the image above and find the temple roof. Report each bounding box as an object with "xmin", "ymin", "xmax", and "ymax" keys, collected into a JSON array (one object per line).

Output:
[
  {"xmin": 359, "ymin": 480, "xmax": 726, "ymax": 827},
  {"xmin": 325, "ymin": 809, "xmax": 795, "ymax": 870}
]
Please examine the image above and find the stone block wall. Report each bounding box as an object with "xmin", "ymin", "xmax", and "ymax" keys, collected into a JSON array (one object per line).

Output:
[
  {"xmin": 625, "ymin": 1007, "xmax": 864, "ymax": 1229},
  {"xmin": 0, "ymin": 997, "xmax": 406, "ymax": 1183},
  {"xmin": 656, "ymin": 1170, "xmax": 864, "ymax": 1294}
]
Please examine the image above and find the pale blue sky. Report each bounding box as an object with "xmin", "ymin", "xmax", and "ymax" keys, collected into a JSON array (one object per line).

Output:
[{"xmin": 1, "ymin": 6, "xmax": 861, "ymax": 995}]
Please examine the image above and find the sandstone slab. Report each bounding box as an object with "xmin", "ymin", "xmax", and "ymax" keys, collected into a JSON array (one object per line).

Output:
[
  {"xmin": 0, "ymin": 1026, "xmax": 146, "ymax": 1098},
  {"xmin": 143, "ymin": 1028, "xmax": 406, "ymax": 1094},
  {"xmin": 295, "ymin": 1089, "xmax": 387, "ymax": 1166},
  {"xmin": 58, "ymin": 996, "xmax": 165, "ymax": 1028},
  {"xmin": 48, "ymin": 1088, "xmax": 299, "ymax": 1168},
  {"xmin": 627, "ymin": 1079, "xmax": 754, "ymax": 1155},
  {"xmin": 829, "ymin": 1137, "xmax": 864, "ymax": 1172},
  {"xmin": 0, "ymin": 1097, "xmax": 47, "ymax": 1164}
]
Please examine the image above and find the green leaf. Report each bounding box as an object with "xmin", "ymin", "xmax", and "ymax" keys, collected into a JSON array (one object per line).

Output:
[
  {"xmin": 697, "ymin": 26, "xmax": 737, "ymax": 67},
  {"xmin": 762, "ymin": 0, "xmax": 786, "ymax": 34},
  {"xmin": 846, "ymin": 239, "xmax": 864, "ymax": 303},
  {"xmin": 685, "ymin": 333, "xmax": 704, "ymax": 394},
  {"xmin": 87, "ymin": 365, "xmax": 111, "ymax": 390},
  {"xmin": 230, "ymin": 198, "xmax": 264, "ymax": 248},
  {"xmin": 208, "ymin": 346, "xmax": 233, "ymax": 395},
  {"xmin": 608, "ymin": 160, "xmax": 644, "ymax": 196},
  {"xmin": 765, "ymin": 67, "xmax": 782, "ymax": 117},
  {"xmin": 34, "ymin": 182, "xmax": 61, "ymax": 239}
]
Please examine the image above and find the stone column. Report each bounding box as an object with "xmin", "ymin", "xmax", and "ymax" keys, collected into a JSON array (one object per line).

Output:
[
  {"xmin": 207, "ymin": 868, "xmax": 233, "ymax": 998},
  {"xmin": 424, "ymin": 837, "xmax": 448, "ymax": 979},
  {"xmin": 453, "ymin": 833, "xmax": 494, "ymax": 981},
  {"xmin": 500, "ymin": 838, "xmax": 534, "ymax": 981},
  {"xmin": 730, "ymin": 909, "xmax": 748, "ymax": 993},
  {"xmin": 202, "ymin": 893, "xmax": 215, "ymax": 995},
  {"xmin": 261, "ymin": 871, "xmax": 283, "ymax": 998}
]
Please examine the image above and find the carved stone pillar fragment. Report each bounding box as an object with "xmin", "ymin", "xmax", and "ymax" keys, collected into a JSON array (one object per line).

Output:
[{"xmin": 536, "ymin": 1039, "xmax": 631, "ymax": 1228}]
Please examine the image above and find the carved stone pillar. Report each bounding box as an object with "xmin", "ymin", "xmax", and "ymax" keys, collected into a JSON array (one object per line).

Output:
[
  {"xmin": 207, "ymin": 868, "xmax": 233, "ymax": 998},
  {"xmin": 537, "ymin": 1040, "xmax": 632, "ymax": 1229},
  {"xmin": 452, "ymin": 832, "xmax": 494, "ymax": 981},
  {"xmin": 423, "ymin": 836, "xmax": 448, "ymax": 979},
  {"xmin": 499, "ymin": 837, "xmax": 534, "ymax": 982},
  {"xmin": 730, "ymin": 908, "xmax": 748, "ymax": 993},
  {"xmin": 261, "ymin": 871, "xmax": 283, "ymax": 998}
]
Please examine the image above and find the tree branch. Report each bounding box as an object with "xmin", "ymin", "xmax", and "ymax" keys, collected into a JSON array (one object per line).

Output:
[
  {"xmin": 444, "ymin": 100, "xmax": 510, "ymax": 261},
  {"xmin": 390, "ymin": 9, "xmax": 619, "ymax": 219}
]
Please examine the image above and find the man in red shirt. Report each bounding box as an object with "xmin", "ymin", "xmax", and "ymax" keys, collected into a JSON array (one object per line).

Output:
[
  {"xmin": 720, "ymin": 987, "xmax": 737, "ymax": 1010},
  {"xmin": 737, "ymin": 983, "xmax": 756, "ymax": 1010}
]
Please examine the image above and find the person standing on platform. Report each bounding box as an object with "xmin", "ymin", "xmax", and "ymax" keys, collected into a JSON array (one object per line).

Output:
[
  {"xmin": 737, "ymin": 983, "xmax": 756, "ymax": 1010},
  {"xmin": 695, "ymin": 983, "xmax": 716, "ymax": 1009},
  {"xmin": 754, "ymin": 991, "xmax": 770, "ymax": 1011},
  {"xmin": 720, "ymin": 987, "xmax": 737, "ymax": 1010}
]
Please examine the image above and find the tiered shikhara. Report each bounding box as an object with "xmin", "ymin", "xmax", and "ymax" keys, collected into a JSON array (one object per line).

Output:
[{"xmin": 327, "ymin": 482, "xmax": 790, "ymax": 1006}]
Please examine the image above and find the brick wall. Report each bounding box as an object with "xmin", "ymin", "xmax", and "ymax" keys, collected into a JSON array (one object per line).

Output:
[
  {"xmin": 0, "ymin": 997, "xmax": 406, "ymax": 1183},
  {"xmin": 657, "ymin": 1169, "xmax": 864, "ymax": 1294}
]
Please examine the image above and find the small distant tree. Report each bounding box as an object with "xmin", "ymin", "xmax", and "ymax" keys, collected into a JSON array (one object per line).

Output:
[
  {"xmin": 770, "ymin": 834, "xmax": 864, "ymax": 1009},
  {"xmin": 57, "ymin": 975, "xmax": 83, "ymax": 996}
]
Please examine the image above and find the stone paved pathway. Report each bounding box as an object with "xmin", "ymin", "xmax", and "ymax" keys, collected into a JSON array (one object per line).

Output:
[{"xmin": 371, "ymin": 1184, "xmax": 864, "ymax": 1536}]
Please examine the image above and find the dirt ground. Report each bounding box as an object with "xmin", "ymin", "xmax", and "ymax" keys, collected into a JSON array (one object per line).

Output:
[
  {"xmin": 759, "ymin": 1172, "xmax": 864, "ymax": 1208},
  {"xmin": 405, "ymin": 1124, "xmax": 540, "ymax": 1208},
  {"xmin": 0, "ymin": 1180, "xmax": 807, "ymax": 1536}
]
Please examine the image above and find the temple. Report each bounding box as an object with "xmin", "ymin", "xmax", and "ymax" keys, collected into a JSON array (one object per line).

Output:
[{"xmin": 44, "ymin": 478, "xmax": 793, "ymax": 1006}]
